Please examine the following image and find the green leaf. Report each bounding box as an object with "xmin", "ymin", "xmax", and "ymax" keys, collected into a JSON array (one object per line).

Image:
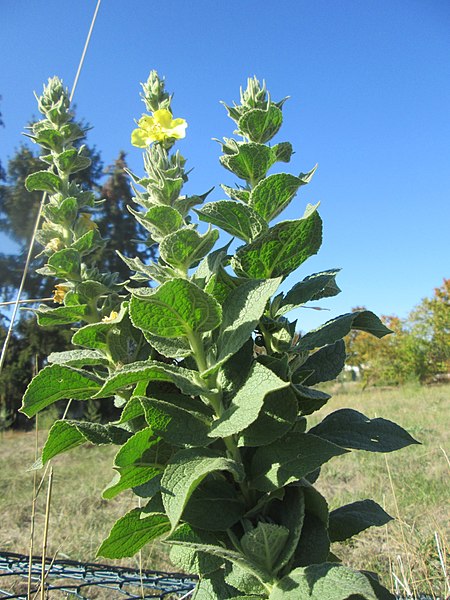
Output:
[
  {"xmin": 250, "ymin": 433, "xmax": 348, "ymax": 492},
  {"xmin": 140, "ymin": 396, "xmax": 212, "ymax": 447},
  {"xmin": 232, "ymin": 210, "xmax": 322, "ymax": 279},
  {"xmin": 130, "ymin": 279, "xmax": 222, "ymax": 338},
  {"xmin": 238, "ymin": 105, "xmax": 283, "ymax": 143},
  {"xmin": 294, "ymin": 341, "xmax": 346, "ymax": 386},
  {"xmin": 221, "ymin": 184, "xmax": 251, "ymax": 203},
  {"xmin": 269, "ymin": 563, "xmax": 378, "ymax": 600},
  {"xmin": 310, "ymin": 409, "xmax": 420, "ymax": 452},
  {"xmin": 183, "ymin": 478, "xmax": 246, "ymax": 531},
  {"xmin": 25, "ymin": 170, "xmax": 61, "ymax": 193},
  {"xmin": 47, "ymin": 349, "xmax": 109, "ymax": 368},
  {"xmin": 291, "ymin": 513, "xmax": 330, "ymax": 568},
  {"xmin": 238, "ymin": 387, "xmax": 298, "ymax": 447},
  {"xmin": 34, "ymin": 304, "xmax": 89, "ymax": 326},
  {"xmin": 72, "ymin": 229, "xmax": 104, "ymax": 255},
  {"xmin": 47, "ymin": 248, "xmax": 81, "ymax": 279},
  {"xmin": 55, "ymin": 148, "xmax": 91, "ymax": 174},
  {"xmin": 220, "ymin": 142, "xmax": 292, "ymax": 186},
  {"xmin": 225, "ymin": 562, "xmax": 267, "ymax": 596},
  {"xmin": 168, "ymin": 524, "xmax": 224, "ymax": 576},
  {"xmin": 192, "ymin": 570, "xmax": 239, "ymax": 599},
  {"xmin": 209, "ymin": 362, "xmax": 290, "ymax": 438},
  {"xmin": 41, "ymin": 420, "xmax": 130, "ymax": 464},
  {"xmin": 103, "ymin": 428, "xmax": 162, "ymax": 499},
  {"xmin": 166, "ymin": 525, "xmax": 272, "ymax": 585},
  {"xmin": 266, "ymin": 485, "xmax": 305, "ymax": 572},
  {"xmin": 329, "ymin": 500, "xmax": 393, "ymax": 543},
  {"xmin": 97, "ymin": 509, "xmax": 170, "ymax": 558},
  {"xmin": 241, "ymin": 522, "xmax": 290, "ymax": 573},
  {"xmin": 21, "ymin": 365, "xmax": 102, "ymax": 418},
  {"xmin": 160, "ymin": 227, "xmax": 219, "ymax": 271},
  {"xmin": 292, "ymin": 384, "xmax": 331, "ymax": 416},
  {"xmin": 196, "ymin": 200, "xmax": 268, "ymax": 242},
  {"xmin": 249, "ymin": 168, "xmax": 316, "ymax": 222},
  {"xmin": 161, "ymin": 448, "xmax": 244, "ymax": 529},
  {"xmin": 43, "ymin": 196, "xmax": 77, "ymax": 225},
  {"xmin": 94, "ymin": 361, "xmax": 206, "ymax": 399},
  {"xmin": 131, "ymin": 205, "xmax": 183, "ymax": 241},
  {"xmin": 144, "ymin": 331, "xmax": 192, "ymax": 358},
  {"xmin": 296, "ymin": 311, "xmax": 392, "ymax": 352},
  {"xmin": 277, "ymin": 269, "xmax": 341, "ymax": 316},
  {"xmin": 204, "ymin": 277, "xmax": 281, "ymax": 377}
]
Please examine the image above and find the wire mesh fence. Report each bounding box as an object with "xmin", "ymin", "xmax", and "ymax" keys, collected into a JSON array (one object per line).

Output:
[{"xmin": 0, "ymin": 552, "xmax": 196, "ymax": 599}]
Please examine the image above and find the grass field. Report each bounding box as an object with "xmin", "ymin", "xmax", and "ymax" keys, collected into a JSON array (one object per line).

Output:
[{"xmin": 0, "ymin": 383, "xmax": 448, "ymax": 598}]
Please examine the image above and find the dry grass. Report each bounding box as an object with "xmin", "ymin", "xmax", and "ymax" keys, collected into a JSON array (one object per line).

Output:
[{"xmin": 0, "ymin": 383, "xmax": 448, "ymax": 597}]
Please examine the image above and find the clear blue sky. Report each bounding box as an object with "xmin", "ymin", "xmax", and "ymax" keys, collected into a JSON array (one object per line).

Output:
[{"xmin": 1, "ymin": 0, "xmax": 449, "ymax": 332}]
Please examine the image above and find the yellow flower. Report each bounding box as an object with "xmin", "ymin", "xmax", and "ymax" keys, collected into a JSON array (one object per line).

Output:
[
  {"xmin": 102, "ymin": 310, "xmax": 119, "ymax": 323},
  {"xmin": 131, "ymin": 109, "xmax": 187, "ymax": 147},
  {"xmin": 52, "ymin": 283, "xmax": 70, "ymax": 304},
  {"xmin": 45, "ymin": 237, "xmax": 64, "ymax": 252}
]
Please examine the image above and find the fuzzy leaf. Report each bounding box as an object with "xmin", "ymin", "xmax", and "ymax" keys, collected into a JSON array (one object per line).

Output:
[
  {"xmin": 97, "ymin": 509, "xmax": 170, "ymax": 558},
  {"xmin": 130, "ymin": 279, "xmax": 222, "ymax": 338},
  {"xmin": 140, "ymin": 396, "xmax": 212, "ymax": 447},
  {"xmin": 47, "ymin": 248, "xmax": 81, "ymax": 279},
  {"xmin": 220, "ymin": 142, "xmax": 292, "ymax": 185},
  {"xmin": 232, "ymin": 209, "xmax": 322, "ymax": 279},
  {"xmin": 238, "ymin": 105, "xmax": 283, "ymax": 143},
  {"xmin": 94, "ymin": 361, "xmax": 206, "ymax": 399},
  {"xmin": 35, "ymin": 304, "xmax": 89, "ymax": 326},
  {"xmin": 134, "ymin": 205, "xmax": 183, "ymax": 240},
  {"xmin": 25, "ymin": 170, "xmax": 61, "ymax": 193},
  {"xmin": 296, "ymin": 311, "xmax": 392, "ymax": 352},
  {"xmin": 310, "ymin": 409, "xmax": 420, "ymax": 452},
  {"xmin": 21, "ymin": 365, "xmax": 102, "ymax": 418},
  {"xmin": 196, "ymin": 200, "xmax": 268, "ymax": 242},
  {"xmin": 278, "ymin": 269, "xmax": 341, "ymax": 315},
  {"xmin": 160, "ymin": 227, "xmax": 219, "ymax": 271},
  {"xmin": 291, "ymin": 513, "xmax": 330, "ymax": 567},
  {"xmin": 209, "ymin": 362, "xmax": 289, "ymax": 438},
  {"xmin": 269, "ymin": 563, "xmax": 378, "ymax": 600},
  {"xmin": 249, "ymin": 168, "xmax": 316, "ymax": 222},
  {"xmin": 250, "ymin": 433, "xmax": 348, "ymax": 492},
  {"xmin": 238, "ymin": 387, "xmax": 298, "ymax": 447},
  {"xmin": 294, "ymin": 341, "xmax": 346, "ymax": 386},
  {"xmin": 41, "ymin": 420, "xmax": 130, "ymax": 464},
  {"xmin": 55, "ymin": 148, "xmax": 91, "ymax": 174},
  {"xmin": 241, "ymin": 523, "xmax": 290, "ymax": 573},
  {"xmin": 161, "ymin": 448, "xmax": 243, "ymax": 529},
  {"xmin": 168, "ymin": 524, "xmax": 224, "ymax": 576},
  {"xmin": 329, "ymin": 500, "xmax": 393, "ymax": 543},
  {"xmin": 47, "ymin": 349, "xmax": 109, "ymax": 368},
  {"xmin": 292, "ymin": 384, "xmax": 331, "ymax": 416},
  {"xmin": 221, "ymin": 184, "xmax": 251, "ymax": 203},
  {"xmin": 204, "ymin": 277, "xmax": 281, "ymax": 377}
]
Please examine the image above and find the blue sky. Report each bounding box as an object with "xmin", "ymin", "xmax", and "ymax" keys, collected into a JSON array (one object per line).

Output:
[{"xmin": 1, "ymin": 0, "xmax": 449, "ymax": 332}]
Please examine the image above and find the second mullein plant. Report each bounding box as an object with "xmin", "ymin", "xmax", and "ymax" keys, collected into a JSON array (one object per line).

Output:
[{"xmin": 21, "ymin": 72, "xmax": 418, "ymax": 599}]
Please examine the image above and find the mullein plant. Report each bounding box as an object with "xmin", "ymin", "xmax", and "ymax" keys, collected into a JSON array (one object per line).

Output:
[{"xmin": 21, "ymin": 72, "xmax": 419, "ymax": 600}]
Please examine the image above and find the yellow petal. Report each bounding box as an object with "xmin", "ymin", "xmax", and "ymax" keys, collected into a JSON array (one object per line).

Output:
[
  {"xmin": 131, "ymin": 128, "xmax": 148, "ymax": 147},
  {"xmin": 169, "ymin": 121, "xmax": 187, "ymax": 139},
  {"xmin": 153, "ymin": 108, "xmax": 174, "ymax": 128}
]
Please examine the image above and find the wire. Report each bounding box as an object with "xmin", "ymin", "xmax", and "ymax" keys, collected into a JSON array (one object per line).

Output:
[{"xmin": 0, "ymin": 0, "xmax": 102, "ymax": 375}]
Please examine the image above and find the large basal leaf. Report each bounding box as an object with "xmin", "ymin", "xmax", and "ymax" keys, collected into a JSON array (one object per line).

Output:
[
  {"xmin": 94, "ymin": 360, "xmax": 206, "ymax": 399},
  {"xmin": 47, "ymin": 248, "xmax": 81, "ymax": 279},
  {"xmin": 329, "ymin": 499, "xmax": 393, "ymax": 543},
  {"xmin": 249, "ymin": 168, "xmax": 316, "ymax": 222},
  {"xmin": 290, "ymin": 513, "xmax": 330, "ymax": 568},
  {"xmin": 25, "ymin": 170, "xmax": 61, "ymax": 193},
  {"xmin": 296, "ymin": 311, "xmax": 392, "ymax": 352},
  {"xmin": 183, "ymin": 478, "xmax": 246, "ymax": 531},
  {"xmin": 204, "ymin": 277, "xmax": 281, "ymax": 377},
  {"xmin": 166, "ymin": 524, "xmax": 272, "ymax": 585},
  {"xmin": 310, "ymin": 409, "xmax": 420, "ymax": 452},
  {"xmin": 209, "ymin": 362, "xmax": 289, "ymax": 438},
  {"xmin": 250, "ymin": 433, "xmax": 348, "ymax": 492},
  {"xmin": 269, "ymin": 563, "xmax": 378, "ymax": 600},
  {"xmin": 225, "ymin": 562, "xmax": 267, "ymax": 596},
  {"xmin": 231, "ymin": 209, "xmax": 322, "ymax": 279},
  {"xmin": 161, "ymin": 447, "xmax": 244, "ymax": 529},
  {"xmin": 196, "ymin": 200, "xmax": 268, "ymax": 242},
  {"xmin": 238, "ymin": 105, "xmax": 283, "ymax": 143},
  {"xmin": 41, "ymin": 420, "xmax": 130, "ymax": 464},
  {"xmin": 130, "ymin": 279, "xmax": 222, "ymax": 338},
  {"xmin": 21, "ymin": 365, "xmax": 102, "ymax": 418},
  {"xmin": 292, "ymin": 384, "xmax": 331, "ymax": 416},
  {"xmin": 241, "ymin": 523, "xmax": 290, "ymax": 573},
  {"xmin": 293, "ymin": 340, "xmax": 346, "ymax": 386},
  {"xmin": 97, "ymin": 508, "xmax": 170, "ymax": 559},
  {"xmin": 238, "ymin": 387, "xmax": 298, "ymax": 447},
  {"xmin": 168, "ymin": 524, "xmax": 224, "ymax": 576},
  {"xmin": 140, "ymin": 396, "xmax": 212, "ymax": 447},
  {"xmin": 277, "ymin": 269, "xmax": 341, "ymax": 315},
  {"xmin": 159, "ymin": 227, "xmax": 219, "ymax": 271}
]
